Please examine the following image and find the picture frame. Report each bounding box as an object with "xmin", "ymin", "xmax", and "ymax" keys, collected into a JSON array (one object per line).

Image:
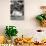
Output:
[{"xmin": 10, "ymin": 0, "xmax": 24, "ymax": 20}]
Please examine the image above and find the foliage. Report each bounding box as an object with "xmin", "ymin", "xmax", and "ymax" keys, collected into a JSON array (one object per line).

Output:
[
  {"xmin": 36, "ymin": 14, "xmax": 46, "ymax": 21},
  {"xmin": 5, "ymin": 26, "xmax": 18, "ymax": 39}
]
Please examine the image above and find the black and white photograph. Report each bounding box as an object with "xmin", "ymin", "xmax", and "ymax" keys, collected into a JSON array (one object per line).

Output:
[{"xmin": 10, "ymin": 0, "xmax": 24, "ymax": 20}]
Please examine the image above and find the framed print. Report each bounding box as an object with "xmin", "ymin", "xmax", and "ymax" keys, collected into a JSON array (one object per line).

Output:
[{"xmin": 10, "ymin": 0, "xmax": 24, "ymax": 20}]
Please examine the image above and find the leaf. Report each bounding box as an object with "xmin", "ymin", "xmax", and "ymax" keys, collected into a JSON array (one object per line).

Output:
[{"xmin": 36, "ymin": 15, "xmax": 44, "ymax": 21}]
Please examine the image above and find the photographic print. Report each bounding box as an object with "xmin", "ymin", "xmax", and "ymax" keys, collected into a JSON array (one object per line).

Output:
[{"xmin": 10, "ymin": 0, "xmax": 24, "ymax": 20}]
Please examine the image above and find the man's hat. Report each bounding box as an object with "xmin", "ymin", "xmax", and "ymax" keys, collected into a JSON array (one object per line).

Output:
[{"xmin": 40, "ymin": 6, "xmax": 46, "ymax": 9}]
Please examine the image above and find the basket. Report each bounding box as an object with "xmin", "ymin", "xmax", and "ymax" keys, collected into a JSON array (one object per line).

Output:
[{"xmin": 40, "ymin": 20, "xmax": 46, "ymax": 27}]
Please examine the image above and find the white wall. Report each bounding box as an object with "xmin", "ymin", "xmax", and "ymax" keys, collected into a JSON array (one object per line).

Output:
[{"xmin": 0, "ymin": 0, "xmax": 46, "ymax": 37}]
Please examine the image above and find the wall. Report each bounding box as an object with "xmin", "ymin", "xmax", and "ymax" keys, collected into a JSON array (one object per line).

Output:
[{"xmin": 0, "ymin": 0, "xmax": 46, "ymax": 37}]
